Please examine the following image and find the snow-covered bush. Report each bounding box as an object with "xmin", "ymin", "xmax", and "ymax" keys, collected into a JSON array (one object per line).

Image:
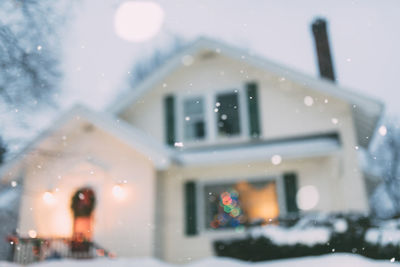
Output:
[{"xmin": 214, "ymin": 213, "xmax": 400, "ymax": 262}]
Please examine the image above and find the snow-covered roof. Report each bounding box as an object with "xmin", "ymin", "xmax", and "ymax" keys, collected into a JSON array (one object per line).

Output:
[
  {"xmin": 0, "ymin": 105, "xmax": 171, "ymax": 182},
  {"xmin": 174, "ymin": 133, "xmax": 340, "ymax": 166},
  {"xmin": 108, "ymin": 37, "xmax": 384, "ymax": 149}
]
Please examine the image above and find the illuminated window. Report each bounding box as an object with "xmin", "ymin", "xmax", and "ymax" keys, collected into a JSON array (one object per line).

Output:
[
  {"xmin": 205, "ymin": 183, "xmax": 244, "ymax": 229},
  {"xmin": 204, "ymin": 180, "xmax": 279, "ymax": 229}
]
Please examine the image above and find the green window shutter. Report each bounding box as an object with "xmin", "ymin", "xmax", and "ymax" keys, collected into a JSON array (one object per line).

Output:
[
  {"xmin": 246, "ymin": 82, "xmax": 261, "ymax": 137},
  {"xmin": 283, "ymin": 172, "xmax": 299, "ymax": 213},
  {"xmin": 164, "ymin": 95, "xmax": 176, "ymax": 146},
  {"xmin": 184, "ymin": 181, "xmax": 197, "ymax": 236}
]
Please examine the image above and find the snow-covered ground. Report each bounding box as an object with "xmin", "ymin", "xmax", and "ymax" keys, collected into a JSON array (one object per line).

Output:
[{"xmin": 0, "ymin": 254, "xmax": 398, "ymax": 267}]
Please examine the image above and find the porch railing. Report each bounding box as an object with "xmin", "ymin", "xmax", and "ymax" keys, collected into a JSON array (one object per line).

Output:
[{"xmin": 7, "ymin": 236, "xmax": 112, "ymax": 265}]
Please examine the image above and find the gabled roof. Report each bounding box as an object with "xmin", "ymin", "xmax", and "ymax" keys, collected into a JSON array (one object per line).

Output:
[
  {"xmin": 0, "ymin": 105, "xmax": 171, "ymax": 182},
  {"xmin": 108, "ymin": 37, "xmax": 384, "ymax": 148}
]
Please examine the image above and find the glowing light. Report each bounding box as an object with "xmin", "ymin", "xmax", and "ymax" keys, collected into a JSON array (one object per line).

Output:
[
  {"xmin": 211, "ymin": 189, "xmax": 243, "ymax": 228},
  {"xmin": 304, "ymin": 96, "xmax": 314, "ymax": 106},
  {"xmin": 11, "ymin": 181, "xmax": 17, "ymax": 187},
  {"xmin": 114, "ymin": 1, "xmax": 164, "ymax": 42},
  {"xmin": 96, "ymin": 249, "xmax": 105, "ymax": 257},
  {"xmin": 331, "ymin": 118, "xmax": 339, "ymax": 125},
  {"xmin": 379, "ymin": 125, "xmax": 387, "ymax": 136},
  {"xmin": 28, "ymin": 230, "xmax": 37, "ymax": 238},
  {"xmin": 296, "ymin": 185, "xmax": 319, "ymax": 210},
  {"xmin": 231, "ymin": 208, "xmax": 240, "ymax": 217},
  {"xmin": 112, "ymin": 184, "xmax": 126, "ymax": 200},
  {"xmin": 42, "ymin": 191, "xmax": 56, "ymax": 205},
  {"xmin": 271, "ymin": 155, "xmax": 282, "ymax": 165}
]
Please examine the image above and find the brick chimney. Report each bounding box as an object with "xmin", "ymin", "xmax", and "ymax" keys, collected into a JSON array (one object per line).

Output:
[{"xmin": 312, "ymin": 18, "xmax": 336, "ymax": 82}]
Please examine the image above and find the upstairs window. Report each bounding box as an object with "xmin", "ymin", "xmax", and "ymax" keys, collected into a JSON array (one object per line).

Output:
[
  {"xmin": 216, "ymin": 91, "xmax": 241, "ymax": 137},
  {"xmin": 167, "ymin": 83, "xmax": 260, "ymax": 146},
  {"xmin": 183, "ymin": 97, "xmax": 205, "ymax": 141}
]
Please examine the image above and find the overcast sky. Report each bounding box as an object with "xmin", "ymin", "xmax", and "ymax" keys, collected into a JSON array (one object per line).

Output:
[{"xmin": 61, "ymin": 0, "xmax": 400, "ymax": 116}]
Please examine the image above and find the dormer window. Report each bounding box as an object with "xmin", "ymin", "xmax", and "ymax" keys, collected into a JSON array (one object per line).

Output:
[
  {"xmin": 163, "ymin": 82, "xmax": 261, "ymax": 147},
  {"xmin": 183, "ymin": 97, "xmax": 205, "ymax": 141}
]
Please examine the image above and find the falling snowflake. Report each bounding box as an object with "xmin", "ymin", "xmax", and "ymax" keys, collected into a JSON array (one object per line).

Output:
[
  {"xmin": 174, "ymin": 142, "xmax": 183, "ymax": 148},
  {"xmin": 271, "ymin": 155, "xmax": 282, "ymax": 165},
  {"xmin": 304, "ymin": 96, "xmax": 314, "ymax": 106},
  {"xmin": 379, "ymin": 125, "xmax": 387, "ymax": 136}
]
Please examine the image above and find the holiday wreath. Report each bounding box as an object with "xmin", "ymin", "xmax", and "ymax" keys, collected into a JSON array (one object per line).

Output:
[{"xmin": 71, "ymin": 188, "xmax": 96, "ymax": 217}]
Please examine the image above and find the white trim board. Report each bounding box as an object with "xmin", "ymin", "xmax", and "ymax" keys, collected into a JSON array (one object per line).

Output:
[{"xmin": 174, "ymin": 134, "xmax": 341, "ymax": 167}]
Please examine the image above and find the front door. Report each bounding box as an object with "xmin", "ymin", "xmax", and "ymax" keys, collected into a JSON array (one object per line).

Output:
[{"xmin": 70, "ymin": 188, "xmax": 96, "ymax": 243}]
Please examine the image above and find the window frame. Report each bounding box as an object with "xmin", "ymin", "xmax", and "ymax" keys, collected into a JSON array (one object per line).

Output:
[
  {"xmin": 176, "ymin": 93, "xmax": 209, "ymax": 146},
  {"xmin": 176, "ymin": 85, "xmax": 250, "ymax": 147},
  {"xmin": 214, "ymin": 87, "xmax": 250, "ymax": 142},
  {"xmin": 195, "ymin": 174, "xmax": 287, "ymax": 235},
  {"xmin": 181, "ymin": 95, "xmax": 207, "ymax": 142}
]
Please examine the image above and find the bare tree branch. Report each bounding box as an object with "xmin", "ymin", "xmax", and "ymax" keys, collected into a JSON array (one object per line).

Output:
[
  {"xmin": 0, "ymin": 0, "xmax": 73, "ymax": 108},
  {"xmin": 370, "ymin": 118, "xmax": 400, "ymax": 218}
]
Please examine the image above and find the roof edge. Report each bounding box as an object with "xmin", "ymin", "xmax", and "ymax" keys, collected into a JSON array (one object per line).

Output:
[
  {"xmin": 0, "ymin": 104, "xmax": 171, "ymax": 182},
  {"xmin": 107, "ymin": 37, "xmax": 384, "ymax": 148}
]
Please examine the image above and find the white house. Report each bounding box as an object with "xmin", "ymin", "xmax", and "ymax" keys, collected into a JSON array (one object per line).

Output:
[{"xmin": 0, "ymin": 36, "xmax": 383, "ymax": 264}]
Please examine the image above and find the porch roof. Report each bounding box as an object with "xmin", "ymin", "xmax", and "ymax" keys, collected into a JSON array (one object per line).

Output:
[{"xmin": 173, "ymin": 132, "xmax": 341, "ymax": 167}]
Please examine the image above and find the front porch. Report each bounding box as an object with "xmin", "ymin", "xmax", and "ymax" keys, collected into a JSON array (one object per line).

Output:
[{"xmin": 7, "ymin": 236, "xmax": 113, "ymax": 265}]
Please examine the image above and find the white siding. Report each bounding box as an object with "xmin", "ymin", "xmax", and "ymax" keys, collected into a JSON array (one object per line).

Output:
[
  {"xmin": 17, "ymin": 119, "xmax": 156, "ymax": 258},
  {"xmin": 119, "ymin": 52, "xmax": 368, "ymax": 263}
]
